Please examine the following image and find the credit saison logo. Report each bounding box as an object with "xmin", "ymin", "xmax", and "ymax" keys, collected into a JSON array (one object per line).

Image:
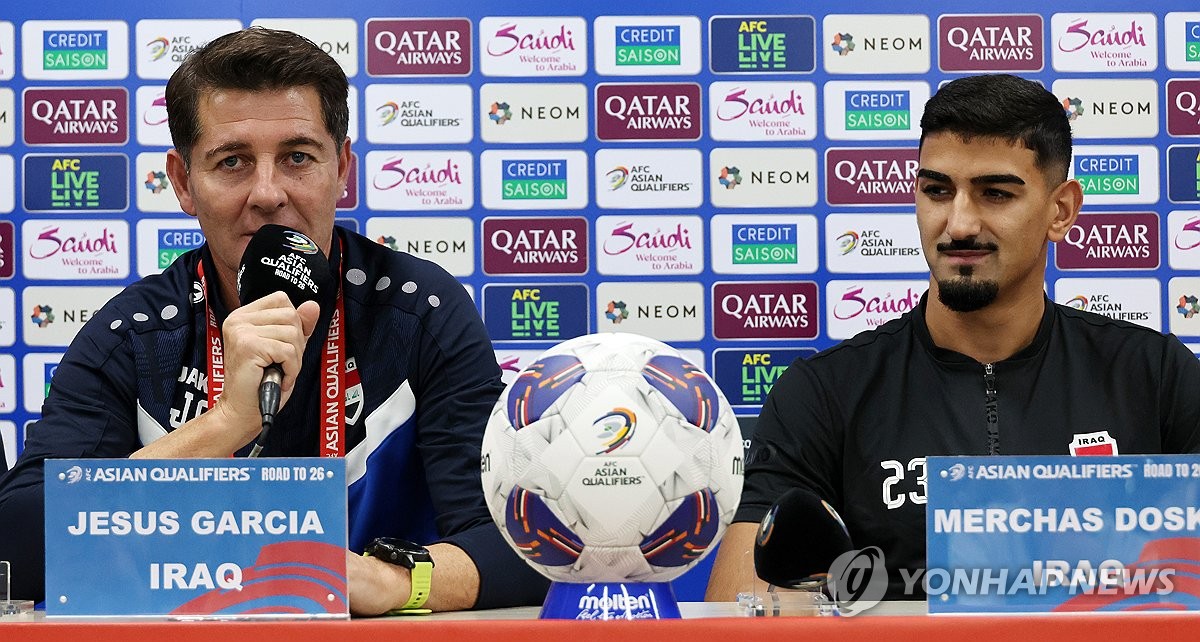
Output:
[
  {"xmin": 366, "ymin": 18, "xmax": 471, "ymax": 76},
  {"xmin": 1056, "ymin": 213, "xmax": 1157, "ymax": 270},
  {"xmin": 43, "ymin": 31, "xmax": 107, "ymax": 70},
  {"xmin": 845, "ymin": 90, "xmax": 910, "ymax": 130},
  {"xmin": 24, "ymin": 87, "xmax": 127, "ymax": 145},
  {"xmin": 1189, "ymin": 21, "xmax": 1200, "ymax": 62},
  {"xmin": 938, "ymin": 15, "xmax": 1042, "ymax": 72},
  {"xmin": 502, "ymin": 159, "xmax": 567, "ymax": 200},
  {"xmin": 1075, "ymin": 154, "xmax": 1138, "ymax": 195},
  {"xmin": 732, "ymin": 224, "xmax": 797, "ymax": 265},
  {"xmin": 596, "ymin": 83, "xmax": 700, "ymax": 140},
  {"xmin": 615, "ymin": 25, "xmax": 680, "ymax": 66},
  {"xmin": 158, "ymin": 228, "xmax": 204, "ymax": 269}
]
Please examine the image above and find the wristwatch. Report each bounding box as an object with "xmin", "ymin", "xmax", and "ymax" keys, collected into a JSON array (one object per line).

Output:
[{"xmin": 363, "ymin": 537, "xmax": 435, "ymax": 614}]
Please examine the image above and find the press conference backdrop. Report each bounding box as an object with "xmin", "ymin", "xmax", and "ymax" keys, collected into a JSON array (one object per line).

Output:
[{"xmin": 2, "ymin": 0, "xmax": 1200, "ymax": 598}]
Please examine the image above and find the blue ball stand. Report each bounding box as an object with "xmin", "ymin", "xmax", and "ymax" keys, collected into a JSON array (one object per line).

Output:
[{"xmin": 539, "ymin": 581, "xmax": 681, "ymax": 620}]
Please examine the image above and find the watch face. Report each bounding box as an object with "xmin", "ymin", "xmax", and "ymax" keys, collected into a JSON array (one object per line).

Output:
[{"xmin": 368, "ymin": 538, "xmax": 433, "ymax": 569}]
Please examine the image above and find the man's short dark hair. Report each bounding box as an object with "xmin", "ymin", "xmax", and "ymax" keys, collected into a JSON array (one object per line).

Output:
[
  {"xmin": 166, "ymin": 27, "xmax": 349, "ymax": 165},
  {"xmin": 919, "ymin": 74, "xmax": 1072, "ymax": 184}
]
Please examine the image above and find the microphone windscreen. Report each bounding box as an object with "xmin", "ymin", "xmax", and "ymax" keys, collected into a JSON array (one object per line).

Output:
[
  {"xmin": 237, "ymin": 224, "xmax": 333, "ymax": 309},
  {"xmin": 754, "ymin": 487, "xmax": 854, "ymax": 589}
]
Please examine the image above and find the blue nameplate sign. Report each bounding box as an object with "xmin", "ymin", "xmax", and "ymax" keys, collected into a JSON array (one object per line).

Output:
[
  {"xmin": 926, "ymin": 455, "xmax": 1200, "ymax": 614},
  {"xmin": 44, "ymin": 458, "xmax": 348, "ymax": 619}
]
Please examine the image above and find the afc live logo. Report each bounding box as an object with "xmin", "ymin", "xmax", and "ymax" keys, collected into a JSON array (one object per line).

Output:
[
  {"xmin": 23, "ymin": 154, "xmax": 128, "ymax": 213},
  {"xmin": 708, "ymin": 16, "xmax": 816, "ymax": 73},
  {"xmin": 481, "ymin": 283, "xmax": 589, "ymax": 342},
  {"xmin": 712, "ymin": 348, "xmax": 813, "ymax": 408}
]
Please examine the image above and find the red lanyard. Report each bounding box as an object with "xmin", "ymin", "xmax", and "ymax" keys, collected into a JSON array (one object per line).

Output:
[{"xmin": 197, "ymin": 250, "xmax": 346, "ymax": 457}]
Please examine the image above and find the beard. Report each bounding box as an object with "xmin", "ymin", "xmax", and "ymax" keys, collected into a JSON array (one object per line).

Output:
[
  {"xmin": 934, "ymin": 239, "xmax": 1000, "ymax": 312},
  {"xmin": 937, "ymin": 271, "xmax": 1000, "ymax": 312}
]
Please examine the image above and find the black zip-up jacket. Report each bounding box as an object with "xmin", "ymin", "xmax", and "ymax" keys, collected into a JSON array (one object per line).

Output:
[{"xmin": 737, "ymin": 294, "xmax": 1200, "ymax": 598}]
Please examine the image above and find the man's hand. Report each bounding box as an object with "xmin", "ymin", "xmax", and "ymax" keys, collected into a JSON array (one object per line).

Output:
[
  {"xmin": 132, "ymin": 291, "xmax": 320, "ymax": 459},
  {"xmin": 347, "ymin": 543, "xmax": 480, "ymax": 616},
  {"xmin": 216, "ymin": 292, "xmax": 321, "ymax": 437}
]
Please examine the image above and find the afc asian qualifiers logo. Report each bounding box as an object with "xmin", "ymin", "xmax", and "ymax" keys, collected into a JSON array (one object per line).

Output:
[
  {"xmin": 366, "ymin": 18, "xmax": 471, "ymax": 76},
  {"xmin": 708, "ymin": 16, "xmax": 816, "ymax": 73},
  {"xmin": 1070, "ymin": 431, "xmax": 1119, "ymax": 456}
]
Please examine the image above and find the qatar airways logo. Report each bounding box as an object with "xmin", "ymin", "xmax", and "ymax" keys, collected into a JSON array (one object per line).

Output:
[
  {"xmin": 1056, "ymin": 213, "xmax": 1158, "ymax": 270},
  {"xmin": 937, "ymin": 15, "xmax": 1042, "ymax": 72},
  {"xmin": 827, "ymin": 281, "xmax": 925, "ymax": 340},
  {"xmin": 1052, "ymin": 14, "xmax": 1157, "ymax": 72},
  {"xmin": 713, "ymin": 282, "xmax": 818, "ymax": 340},
  {"xmin": 24, "ymin": 87, "xmax": 127, "ymax": 145},
  {"xmin": 480, "ymin": 17, "xmax": 587, "ymax": 76},
  {"xmin": 597, "ymin": 216, "xmax": 703, "ymax": 275},
  {"xmin": 483, "ymin": 217, "xmax": 587, "ymax": 275},
  {"xmin": 710, "ymin": 82, "xmax": 816, "ymax": 141},
  {"xmin": 596, "ymin": 83, "xmax": 701, "ymax": 141},
  {"xmin": 365, "ymin": 151, "xmax": 472, "ymax": 211},
  {"xmin": 826, "ymin": 148, "xmax": 918, "ymax": 205}
]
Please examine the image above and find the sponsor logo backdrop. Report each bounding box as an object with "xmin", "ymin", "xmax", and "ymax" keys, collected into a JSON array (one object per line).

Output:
[{"xmin": 4, "ymin": 0, "xmax": 1199, "ymax": 601}]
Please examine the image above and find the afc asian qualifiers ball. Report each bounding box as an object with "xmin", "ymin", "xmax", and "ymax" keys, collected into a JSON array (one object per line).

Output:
[{"xmin": 481, "ymin": 333, "xmax": 744, "ymax": 583}]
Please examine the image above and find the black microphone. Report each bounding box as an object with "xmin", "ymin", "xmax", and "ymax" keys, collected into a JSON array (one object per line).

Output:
[
  {"xmin": 754, "ymin": 487, "xmax": 854, "ymax": 590},
  {"xmin": 236, "ymin": 224, "xmax": 332, "ymax": 457}
]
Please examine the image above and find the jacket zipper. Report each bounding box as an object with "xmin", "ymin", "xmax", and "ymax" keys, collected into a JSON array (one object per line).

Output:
[{"xmin": 984, "ymin": 363, "xmax": 999, "ymax": 455}]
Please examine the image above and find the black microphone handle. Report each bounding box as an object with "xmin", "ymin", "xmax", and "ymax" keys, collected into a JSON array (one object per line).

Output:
[{"xmin": 248, "ymin": 364, "xmax": 283, "ymax": 458}]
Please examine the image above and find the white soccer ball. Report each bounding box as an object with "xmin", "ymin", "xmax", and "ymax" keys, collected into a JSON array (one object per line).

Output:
[{"xmin": 481, "ymin": 332, "xmax": 744, "ymax": 583}]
